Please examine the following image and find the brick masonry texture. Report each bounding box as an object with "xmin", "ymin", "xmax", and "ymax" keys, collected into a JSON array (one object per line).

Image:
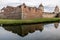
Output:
[{"xmin": 0, "ymin": 3, "xmax": 60, "ymax": 19}]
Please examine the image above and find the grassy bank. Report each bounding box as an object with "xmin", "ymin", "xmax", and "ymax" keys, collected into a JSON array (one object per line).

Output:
[{"xmin": 0, "ymin": 18, "xmax": 60, "ymax": 24}]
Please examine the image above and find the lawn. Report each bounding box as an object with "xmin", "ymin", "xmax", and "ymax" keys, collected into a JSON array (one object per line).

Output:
[{"xmin": 0, "ymin": 18, "xmax": 60, "ymax": 24}]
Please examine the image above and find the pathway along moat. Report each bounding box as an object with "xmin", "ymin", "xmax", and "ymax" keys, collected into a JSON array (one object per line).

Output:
[{"xmin": 0, "ymin": 22, "xmax": 60, "ymax": 40}]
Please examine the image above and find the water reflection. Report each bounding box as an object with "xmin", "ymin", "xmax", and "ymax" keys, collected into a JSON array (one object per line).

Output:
[
  {"xmin": 3, "ymin": 24, "xmax": 44, "ymax": 37},
  {"xmin": 2, "ymin": 22, "xmax": 59, "ymax": 37},
  {"xmin": 54, "ymin": 22, "xmax": 59, "ymax": 28}
]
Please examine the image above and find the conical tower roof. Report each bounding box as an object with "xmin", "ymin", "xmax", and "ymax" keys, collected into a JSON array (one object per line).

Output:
[
  {"xmin": 23, "ymin": 3, "xmax": 25, "ymax": 5},
  {"xmin": 54, "ymin": 5, "xmax": 59, "ymax": 10},
  {"xmin": 22, "ymin": 3, "xmax": 26, "ymax": 6},
  {"xmin": 39, "ymin": 3, "xmax": 43, "ymax": 7},
  {"xmin": 54, "ymin": 5, "xmax": 59, "ymax": 13},
  {"xmin": 55, "ymin": 6, "xmax": 59, "ymax": 8}
]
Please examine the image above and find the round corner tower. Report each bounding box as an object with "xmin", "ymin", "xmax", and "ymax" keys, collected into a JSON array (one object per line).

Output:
[
  {"xmin": 54, "ymin": 6, "xmax": 59, "ymax": 14},
  {"xmin": 38, "ymin": 3, "xmax": 44, "ymax": 12}
]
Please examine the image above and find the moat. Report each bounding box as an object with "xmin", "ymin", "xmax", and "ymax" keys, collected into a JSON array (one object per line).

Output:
[{"xmin": 0, "ymin": 22, "xmax": 60, "ymax": 40}]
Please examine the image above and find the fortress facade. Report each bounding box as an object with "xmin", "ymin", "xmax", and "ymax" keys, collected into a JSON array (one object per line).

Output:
[{"xmin": 0, "ymin": 3, "xmax": 60, "ymax": 19}]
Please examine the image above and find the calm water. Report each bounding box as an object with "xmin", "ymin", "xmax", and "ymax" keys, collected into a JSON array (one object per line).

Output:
[{"xmin": 0, "ymin": 22, "xmax": 60, "ymax": 40}]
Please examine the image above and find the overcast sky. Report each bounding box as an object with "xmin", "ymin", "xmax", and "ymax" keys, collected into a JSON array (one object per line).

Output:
[{"xmin": 0, "ymin": 0, "xmax": 60, "ymax": 12}]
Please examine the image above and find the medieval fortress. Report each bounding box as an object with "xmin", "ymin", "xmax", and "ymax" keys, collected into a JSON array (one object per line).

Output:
[{"xmin": 0, "ymin": 3, "xmax": 60, "ymax": 19}]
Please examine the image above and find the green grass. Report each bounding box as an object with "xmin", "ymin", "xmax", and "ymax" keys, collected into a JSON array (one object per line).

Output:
[{"xmin": 0, "ymin": 18, "xmax": 60, "ymax": 24}]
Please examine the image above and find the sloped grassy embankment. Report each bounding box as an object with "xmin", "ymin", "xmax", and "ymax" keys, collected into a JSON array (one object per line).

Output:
[{"xmin": 0, "ymin": 18, "xmax": 60, "ymax": 24}]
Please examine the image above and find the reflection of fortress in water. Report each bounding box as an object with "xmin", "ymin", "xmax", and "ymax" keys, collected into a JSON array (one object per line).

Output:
[
  {"xmin": 3, "ymin": 23, "xmax": 59, "ymax": 37},
  {"xmin": 54, "ymin": 22, "xmax": 59, "ymax": 28}
]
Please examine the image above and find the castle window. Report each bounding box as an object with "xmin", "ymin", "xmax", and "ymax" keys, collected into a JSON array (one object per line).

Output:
[
  {"xmin": 1, "ymin": 10, "xmax": 4, "ymax": 12},
  {"xmin": 24, "ymin": 6, "xmax": 26, "ymax": 8},
  {"xmin": 35, "ymin": 8, "xmax": 37, "ymax": 12},
  {"xmin": 29, "ymin": 7, "xmax": 31, "ymax": 11}
]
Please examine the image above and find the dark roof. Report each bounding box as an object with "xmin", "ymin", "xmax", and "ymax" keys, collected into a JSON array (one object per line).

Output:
[
  {"xmin": 6, "ymin": 6, "xmax": 14, "ymax": 8},
  {"xmin": 55, "ymin": 6, "xmax": 59, "ymax": 8},
  {"xmin": 39, "ymin": 3, "xmax": 43, "ymax": 7},
  {"xmin": 22, "ymin": 3, "xmax": 26, "ymax": 6}
]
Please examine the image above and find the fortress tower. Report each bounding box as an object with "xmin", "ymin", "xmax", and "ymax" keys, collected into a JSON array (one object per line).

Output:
[
  {"xmin": 38, "ymin": 3, "xmax": 44, "ymax": 12},
  {"xmin": 54, "ymin": 6, "xmax": 59, "ymax": 14}
]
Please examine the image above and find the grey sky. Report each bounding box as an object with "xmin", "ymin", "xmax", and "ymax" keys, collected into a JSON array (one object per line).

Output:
[{"xmin": 0, "ymin": 0, "xmax": 60, "ymax": 12}]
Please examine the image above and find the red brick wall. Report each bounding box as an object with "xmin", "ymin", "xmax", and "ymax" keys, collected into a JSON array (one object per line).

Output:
[
  {"xmin": 1, "ymin": 6, "xmax": 22, "ymax": 19},
  {"xmin": 22, "ymin": 6, "xmax": 43, "ymax": 19},
  {"xmin": 0, "ymin": 4, "xmax": 43, "ymax": 19}
]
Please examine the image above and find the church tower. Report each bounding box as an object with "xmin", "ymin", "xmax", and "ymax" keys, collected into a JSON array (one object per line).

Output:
[
  {"xmin": 38, "ymin": 3, "xmax": 44, "ymax": 12},
  {"xmin": 54, "ymin": 6, "xmax": 59, "ymax": 14}
]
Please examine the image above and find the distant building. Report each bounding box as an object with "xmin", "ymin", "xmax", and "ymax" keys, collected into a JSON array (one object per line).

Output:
[
  {"xmin": 54, "ymin": 6, "xmax": 59, "ymax": 13},
  {"xmin": 0, "ymin": 3, "xmax": 60, "ymax": 19}
]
